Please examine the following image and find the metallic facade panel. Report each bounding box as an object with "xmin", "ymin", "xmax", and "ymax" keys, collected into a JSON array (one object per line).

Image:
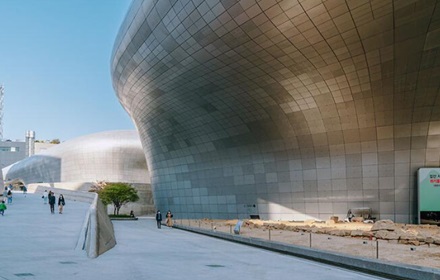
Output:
[{"xmin": 112, "ymin": 0, "xmax": 440, "ymax": 222}]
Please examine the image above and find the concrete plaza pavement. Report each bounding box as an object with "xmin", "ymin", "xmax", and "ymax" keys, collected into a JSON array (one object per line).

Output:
[{"xmin": 0, "ymin": 192, "xmax": 389, "ymax": 280}]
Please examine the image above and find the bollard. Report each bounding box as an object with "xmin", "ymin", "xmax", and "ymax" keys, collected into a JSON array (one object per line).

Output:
[
  {"xmin": 269, "ymin": 229, "xmax": 271, "ymax": 241},
  {"xmin": 376, "ymin": 240, "xmax": 379, "ymax": 259},
  {"xmin": 309, "ymin": 233, "xmax": 312, "ymax": 248},
  {"xmin": 230, "ymin": 225, "xmax": 232, "ymax": 234}
]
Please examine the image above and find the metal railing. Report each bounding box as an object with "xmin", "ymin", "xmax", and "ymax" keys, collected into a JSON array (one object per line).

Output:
[{"xmin": 174, "ymin": 219, "xmax": 439, "ymax": 269}]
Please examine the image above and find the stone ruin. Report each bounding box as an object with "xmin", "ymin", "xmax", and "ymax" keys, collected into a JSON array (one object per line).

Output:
[{"xmin": 241, "ymin": 219, "xmax": 440, "ymax": 246}]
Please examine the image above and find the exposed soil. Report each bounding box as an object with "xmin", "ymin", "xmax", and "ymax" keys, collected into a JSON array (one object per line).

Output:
[{"xmin": 176, "ymin": 219, "xmax": 440, "ymax": 269}]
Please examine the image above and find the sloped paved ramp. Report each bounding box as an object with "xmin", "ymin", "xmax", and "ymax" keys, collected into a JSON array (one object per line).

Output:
[{"xmin": 1, "ymin": 193, "xmax": 387, "ymax": 280}]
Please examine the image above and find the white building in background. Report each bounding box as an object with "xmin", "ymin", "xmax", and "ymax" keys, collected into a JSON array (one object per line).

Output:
[
  {"xmin": 0, "ymin": 130, "xmax": 43, "ymax": 175},
  {"xmin": 2, "ymin": 130, "xmax": 154, "ymax": 215}
]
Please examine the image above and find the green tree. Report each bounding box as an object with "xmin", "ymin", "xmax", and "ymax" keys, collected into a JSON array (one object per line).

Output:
[
  {"xmin": 97, "ymin": 182, "xmax": 139, "ymax": 215},
  {"xmin": 50, "ymin": 139, "xmax": 60, "ymax": 144}
]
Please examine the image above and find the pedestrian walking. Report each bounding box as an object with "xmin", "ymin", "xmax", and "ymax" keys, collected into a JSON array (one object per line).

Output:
[
  {"xmin": 7, "ymin": 190, "xmax": 12, "ymax": 204},
  {"xmin": 22, "ymin": 185, "xmax": 27, "ymax": 197},
  {"xmin": 0, "ymin": 201, "xmax": 6, "ymax": 216},
  {"xmin": 155, "ymin": 210, "xmax": 162, "ymax": 229},
  {"xmin": 2, "ymin": 187, "xmax": 7, "ymax": 201},
  {"xmin": 48, "ymin": 191, "xmax": 56, "ymax": 214},
  {"xmin": 42, "ymin": 190, "xmax": 48, "ymax": 204},
  {"xmin": 166, "ymin": 210, "xmax": 173, "ymax": 227},
  {"xmin": 58, "ymin": 194, "xmax": 65, "ymax": 214}
]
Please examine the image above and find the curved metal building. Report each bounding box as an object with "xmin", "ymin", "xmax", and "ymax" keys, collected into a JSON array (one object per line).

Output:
[
  {"xmin": 112, "ymin": 0, "xmax": 440, "ymax": 222},
  {"xmin": 3, "ymin": 130, "xmax": 153, "ymax": 214},
  {"xmin": 4, "ymin": 130, "xmax": 148, "ymax": 185}
]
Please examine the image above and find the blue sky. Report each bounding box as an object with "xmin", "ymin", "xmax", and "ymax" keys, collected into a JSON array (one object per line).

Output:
[{"xmin": 0, "ymin": 0, "xmax": 133, "ymax": 142}]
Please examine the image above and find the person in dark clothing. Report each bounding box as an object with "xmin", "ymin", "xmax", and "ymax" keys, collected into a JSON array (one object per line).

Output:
[
  {"xmin": 58, "ymin": 194, "xmax": 65, "ymax": 214},
  {"xmin": 48, "ymin": 191, "xmax": 56, "ymax": 214},
  {"xmin": 155, "ymin": 210, "xmax": 162, "ymax": 229},
  {"xmin": 7, "ymin": 189, "xmax": 12, "ymax": 204}
]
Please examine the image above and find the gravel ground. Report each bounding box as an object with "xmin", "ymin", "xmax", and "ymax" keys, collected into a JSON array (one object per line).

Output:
[{"xmin": 175, "ymin": 219, "xmax": 440, "ymax": 269}]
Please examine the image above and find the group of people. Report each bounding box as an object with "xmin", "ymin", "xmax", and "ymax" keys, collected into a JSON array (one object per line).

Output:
[
  {"xmin": 2, "ymin": 186, "xmax": 13, "ymax": 204},
  {"xmin": 0, "ymin": 186, "xmax": 66, "ymax": 216},
  {"xmin": 42, "ymin": 190, "xmax": 65, "ymax": 214},
  {"xmin": 155, "ymin": 210, "xmax": 173, "ymax": 229},
  {"xmin": 0, "ymin": 184, "xmax": 24, "ymax": 215},
  {"xmin": 0, "ymin": 185, "xmax": 14, "ymax": 215},
  {"xmin": 1, "ymin": 185, "xmax": 177, "ymax": 226}
]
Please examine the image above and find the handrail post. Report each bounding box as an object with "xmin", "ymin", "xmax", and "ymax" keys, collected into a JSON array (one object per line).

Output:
[{"xmin": 376, "ymin": 240, "xmax": 379, "ymax": 259}]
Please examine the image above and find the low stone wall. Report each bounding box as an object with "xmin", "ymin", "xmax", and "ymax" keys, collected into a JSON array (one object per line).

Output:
[
  {"xmin": 27, "ymin": 183, "xmax": 96, "ymax": 203},
  {"xmin": 27, "ymin": 182, "xmax": 155, "ymax": 216},
  {"xmin": 31, "ymin": 185, "xmax": 116, "ymax": 258}
]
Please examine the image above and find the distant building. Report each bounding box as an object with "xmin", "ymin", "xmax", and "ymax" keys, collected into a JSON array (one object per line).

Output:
[
  {"xmin": 2, "ymin": 130, "xmax": 153, "ymax": 215},
  {"xmin": 0, "ymin": 140, "xmax": 26, "ymax": 172},
  {"xmin": 0, "ymin": 131, "xmax": 34, "ymax": 185},
  {"xmin": 34, "ymin": 142, "xmax": 58, "ymax": 154},
  {"xmin": 0, "ymin": 131, "xmax": 59, "ymax": 185},
  {"xmin": 0, "ymin": 130, "xmax": 38, "ymax": 168}
]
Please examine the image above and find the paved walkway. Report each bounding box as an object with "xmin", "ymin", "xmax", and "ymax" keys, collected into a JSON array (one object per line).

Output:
[{"xmin": 0, "ymin": 193, "xmax": 389, "ymax": 280}]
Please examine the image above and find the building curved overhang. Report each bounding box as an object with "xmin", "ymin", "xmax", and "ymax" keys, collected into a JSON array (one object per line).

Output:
[
  {"xmin": 112, "ymin": 0, "xmax": 440, "ymax": 222},
  {"xmin": 3, "ymin": 130, "xmax": 149, "ymax": 186}
]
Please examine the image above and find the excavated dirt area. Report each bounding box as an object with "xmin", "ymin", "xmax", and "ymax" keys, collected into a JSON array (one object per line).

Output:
[{"xmin": 177, "ymin": 219, "xmax": 440, "ymax": 269}]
